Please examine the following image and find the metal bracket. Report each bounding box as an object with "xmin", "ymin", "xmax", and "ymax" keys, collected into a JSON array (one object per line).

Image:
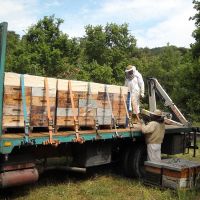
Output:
[
  {"xmin": 95, "ymin": 119, "xmax": 102, "ymax": 140},
  {"xmin": 43, "ymin": 78, "xmax": 58, "ymax": 145}
]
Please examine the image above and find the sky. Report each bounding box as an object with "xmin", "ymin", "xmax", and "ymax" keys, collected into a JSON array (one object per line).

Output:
[{"xmin": 0, "ymin": 0, "xmax": 196, "ymax": 48}]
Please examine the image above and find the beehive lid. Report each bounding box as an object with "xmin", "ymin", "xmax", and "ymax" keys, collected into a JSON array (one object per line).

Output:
[
  {"xmin": 161, "ymin": 158, "xmax": 200, "ymax": 171},
  {"xmin": 144, "ymin": 161, "xmax": 162, "ymax": 168}
]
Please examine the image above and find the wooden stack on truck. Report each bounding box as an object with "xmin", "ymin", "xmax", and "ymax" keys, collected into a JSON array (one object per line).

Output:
[
  {"xmin": 3, "ymin": 73, "xmax": 128, "ymax": 131},
  {"xmin": 0, "ymin": 22, "xmax": 199, "ymax": 188}
]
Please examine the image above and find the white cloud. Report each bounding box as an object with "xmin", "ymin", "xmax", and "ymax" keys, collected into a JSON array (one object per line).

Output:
[
  {"xmin": 0, "ymin": 0, "xmax": 196, "ymax": 48},
  {"xmin": 0, "ymin": 0, "xmax": 39, "ymax": 34},
  {"xmin": 134, "ymin": 2, "xmax": 196, "ymax": 47},
  {"xmin": 61, "ymin": 0, "xmax": 196, "ymax": 47},
  {"xmin": 100, "ymin": 0, "xmax": 182, "ymax": 21},
  {"xmin": 44, "ymin": 0, "xmax": 62, "ymax": 8}
]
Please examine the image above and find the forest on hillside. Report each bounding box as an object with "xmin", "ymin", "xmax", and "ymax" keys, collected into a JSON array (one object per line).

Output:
[{"xmin": 4, "ymin": 0, "xmax": 200, "ymax": 122}]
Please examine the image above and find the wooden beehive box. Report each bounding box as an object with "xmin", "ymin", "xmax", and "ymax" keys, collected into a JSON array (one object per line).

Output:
[
  {"xmin": 3, "ymin": 72, "xmax": 57, "ymax": 129},
  {"xmin": 56, "ymin": 79, "xmax": 128, "ymax": 128},
  {"xmin": 3, "ymin": 72, "xmax": 128, "ymax": 131},
  {"xmin": 162, "ymin": 158, "xmax": 200, "ymax": 189},
  {"xmin": 144, "ymin": 158, "xmax": 200, "ymax": 189},
  {"xmin": 144, "ymin": 161, "xmax": 162, "ymax": 186}
]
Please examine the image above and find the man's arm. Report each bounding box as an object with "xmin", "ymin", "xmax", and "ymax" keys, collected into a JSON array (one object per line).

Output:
[
  {"xmin": 136, "ymin": 72, "xmax": 144, "ymax": 97},
  {"xmin": 141, "ymin": 121, "xmax": 156, "ymax": 134}
]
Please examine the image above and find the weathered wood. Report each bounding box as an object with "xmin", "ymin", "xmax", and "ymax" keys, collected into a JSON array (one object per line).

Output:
[
  {"xmin": 3, "ymin": 115, "xmax": 25, "ymax": 127},
  {"xmin": 3, "ymin": 105, "xmax": 30, "ymax": 116},
  {"xmin": 32, "ymin": 87, "xmax": 56, "ymax": 97},
  {"xmin": 162, "ymin": 168, "xmax": 192, "ymax": 179},
  {"xmin": 31, "ymin": 97, "xmax": 55, "ymax": 107},
  {"xmin": 56, "ymin": 116, "xmax": 95, "ymax": 126},
  {"xmin": 3, "ymin": 94, "xmax": 31, "ymax": 106},
  {"xmin": 57, "ymin": 90, "xmax": 98, "ymax": 99},
  {"xmin": 4, "ymin": 86, "xmax": 31, "ymax": 95},
  {"xmin": 3, "ymin": 72, "xmax": 128, "ymax": 130},
  {"xmin": 57, "ymin": 99, "xmax": 73, "ymax": 108},
  {"xmin": 145, "ymin": 165, "xmax": 162, "ymax": 174}
]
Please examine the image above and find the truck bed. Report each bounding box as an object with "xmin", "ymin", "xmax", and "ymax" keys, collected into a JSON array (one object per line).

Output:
[{"xmin": 0, "ymin": 124, "xmax": 194, "ymax": 154}]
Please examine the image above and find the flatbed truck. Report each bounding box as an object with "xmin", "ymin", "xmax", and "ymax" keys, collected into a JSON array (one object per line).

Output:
[{"xmin": 0, "ymin": 22, "xmax": 199, "ymax": 188}]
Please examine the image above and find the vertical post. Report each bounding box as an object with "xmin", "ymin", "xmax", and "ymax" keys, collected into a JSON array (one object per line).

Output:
[
  {"xmin": 148, "ymin": 79, "xmax": 156, "ymax": 112},
  {"xmin": 20, "ymin": 74, "xmax": 30, "ymax": 143},
  {"xmin": 45, "ymin": 78, "xmax": 54, "ymax": 144},
  {"xmin": 0, "ymin": 22, "xmax": 8, "ymax": 136},
  {"xmin": 193, "ymin": 128, "xmax": 197, "ymax": 158}
]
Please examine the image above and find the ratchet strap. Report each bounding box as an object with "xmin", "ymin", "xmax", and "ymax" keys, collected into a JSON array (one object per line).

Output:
[
  {"xmin": 87, "ymin": 82, "xmax": 101, "ymax": 139},
  {"xmin": 44, "ymin": 78, "xmax": 54, "ymax": 144},
  {"xmin": 68, "ymin": 80, "xmax": 83, "ymax": 143},
  {"xmin": 20, "ymin": 74, "xmax": 30, "ymax": 143},
  {"xmin": 105, "ymin": 85, "xmax": 120, "ymax": 137}
]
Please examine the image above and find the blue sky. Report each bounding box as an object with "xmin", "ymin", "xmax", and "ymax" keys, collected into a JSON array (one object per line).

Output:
[{"xmin": 0, "ymin": 0, "xmax": 196, "ymax": 48}]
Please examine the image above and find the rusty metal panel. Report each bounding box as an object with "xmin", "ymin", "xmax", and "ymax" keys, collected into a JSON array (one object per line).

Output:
[{"xmin": 0, "ymin": 168, "xmax": 39, "ymax": 188}]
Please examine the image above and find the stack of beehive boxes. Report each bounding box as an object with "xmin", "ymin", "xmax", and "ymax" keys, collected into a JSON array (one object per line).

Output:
[
  {"xmin": 3, "ymin": 73, "xmax": 57, "ymax": 129},
  {"xmin": 144, "ymin": 158, "xmax": 200, "ymax": 189},
  {"xmin": 2, "ymin": 72, "xmax": 128, "ymax": 131}
]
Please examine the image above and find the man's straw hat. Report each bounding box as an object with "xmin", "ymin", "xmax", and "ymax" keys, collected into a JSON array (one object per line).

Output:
[
  {"xmin": 125, "ymin": 65, "xmax": 136, "ymax": 72},
  {"xmin": 152, "ymin": 109, "xmax": 163, "ymax": 116}
]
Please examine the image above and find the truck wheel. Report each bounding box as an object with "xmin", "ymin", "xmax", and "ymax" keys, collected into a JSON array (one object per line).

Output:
[
  {"xmin": 128, "ymin": 144, "xmax": 147, "ymax": 179},
  {"xmin": 121, "ymin": 147, "xmax": 132, "ymax": 177}
]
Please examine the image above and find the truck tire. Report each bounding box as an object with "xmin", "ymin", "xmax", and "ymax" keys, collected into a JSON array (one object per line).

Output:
[
  {"xmin": 121, "ymin": 147, "xmax": 132, "ymax": 177},
  {"xmin": 127, "ymin": 144, "xmax": 147, "ymax": 179}
]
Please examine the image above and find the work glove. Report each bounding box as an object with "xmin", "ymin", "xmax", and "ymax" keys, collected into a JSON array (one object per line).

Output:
[
  {"xmin": 140, "ymin": 119, "xmax": 145, "ymax": 124},
  {"xmin": 141, "ymin": 93, "xmax": 144, "ymax": 98}
]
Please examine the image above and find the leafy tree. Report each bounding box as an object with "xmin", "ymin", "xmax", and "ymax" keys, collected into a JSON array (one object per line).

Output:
[
  {"xmin": 82, "ymin": 25, "xmax": 107, "ymax": 65},
  {"xmin": 5, "ymin": 31, "xmax": 21, "ymax": 72},
  {"xmin": 80, "ymin": 23, "xmax": 137, "ymax": 84},
  {"xmin": 17, "ymin": 15, "xmax": 79, "ymax": 78},
  {"xmin": 190, "ymin": 0, "xmax": 200, "ymax": 58}
]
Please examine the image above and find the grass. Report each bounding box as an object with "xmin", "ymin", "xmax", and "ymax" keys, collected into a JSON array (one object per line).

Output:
[{"xmin": 0, "ymin": 141, "xmax": 200, "ymax": 200}]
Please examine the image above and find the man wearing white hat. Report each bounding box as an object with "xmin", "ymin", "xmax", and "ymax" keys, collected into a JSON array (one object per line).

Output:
[
  {"xmin": 125, "ymin": 65, "xmax": 144, "ymax": 121},
  {"xmin": 141, "ymin": 109, "xmax": 165, "ymax": 162}
]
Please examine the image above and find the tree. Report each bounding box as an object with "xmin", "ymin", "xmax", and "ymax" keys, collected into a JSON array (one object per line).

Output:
[
  {"xmin": 17, "ymin": 15, "xmax": 80, "ymax": 78},
  {"xmin": 80, "ymin": 23, "xmax": 137, "ymax": 84},
  {"xmin": 190, "ymin": 0, "xmax": 200, "ymax": 58},
  {"xmin": 5, "ymin": 31, "xmax": 21, "ymax": 72}
]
